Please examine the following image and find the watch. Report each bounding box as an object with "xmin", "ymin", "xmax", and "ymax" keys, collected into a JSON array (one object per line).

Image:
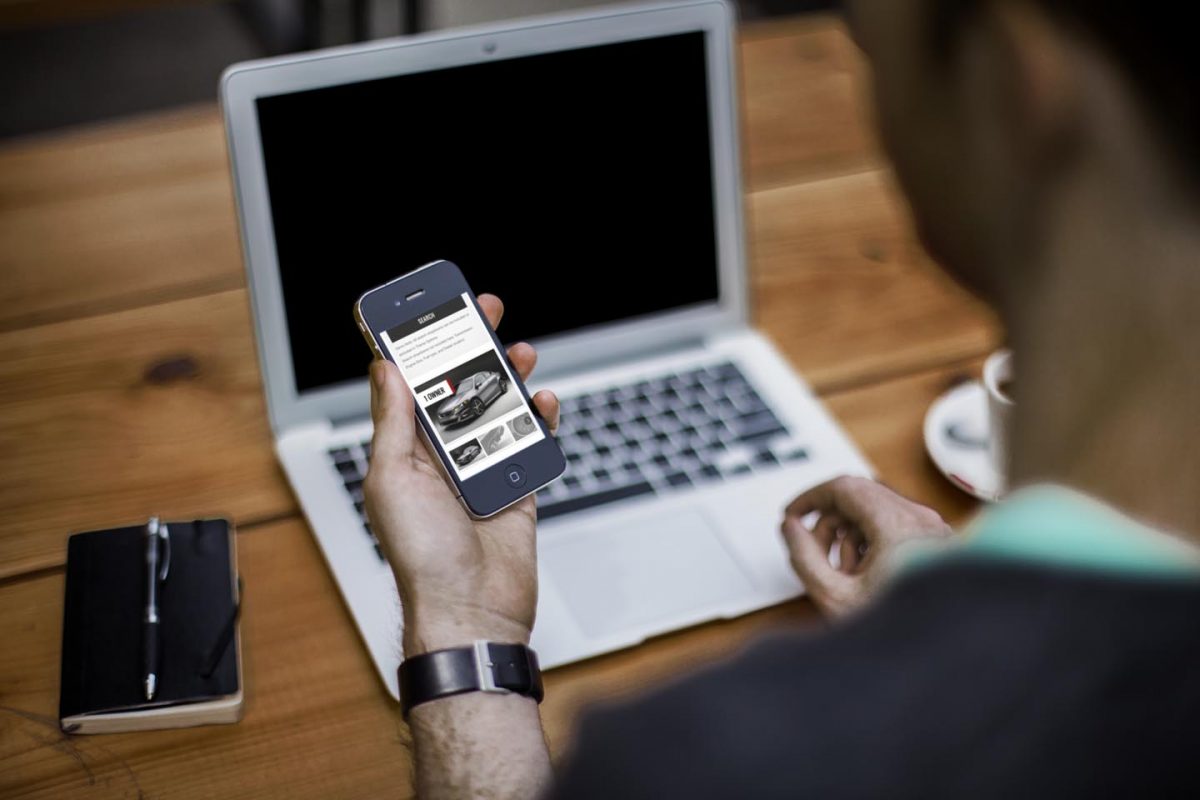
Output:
[{"xmin": 397, "ymin": 640, "xmax": 544, "ymax": 718}]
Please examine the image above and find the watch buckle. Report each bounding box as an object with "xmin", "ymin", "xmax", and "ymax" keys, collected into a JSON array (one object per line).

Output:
[{"xmin": 472, "ymin": 640, "xmax": 510, "ymax": 695}]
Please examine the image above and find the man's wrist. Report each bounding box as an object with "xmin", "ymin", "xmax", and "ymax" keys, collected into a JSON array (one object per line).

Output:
[{"xmin": 402, "ymin": 604, "xmax": 532, "ymax": 657}]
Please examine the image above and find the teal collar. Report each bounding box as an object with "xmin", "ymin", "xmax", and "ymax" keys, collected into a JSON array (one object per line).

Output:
[{"xmin": 898, "ymin": 484, "xmax": 1200, "ymax": 579}]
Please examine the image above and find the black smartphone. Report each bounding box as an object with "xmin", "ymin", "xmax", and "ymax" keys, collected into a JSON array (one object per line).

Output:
[{"xmin": 355, "ymin": 259, "xmax": 566, "ymax": 517}]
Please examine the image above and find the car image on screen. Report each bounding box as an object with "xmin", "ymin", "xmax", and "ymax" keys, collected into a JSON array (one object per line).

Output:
[
  {"xmin": 453, "ymin": 443, "xmax": 482, "ymax": 466},
  {"xmin": 434, "ymin": 371, "xmax": 509, "ymax": 426}
]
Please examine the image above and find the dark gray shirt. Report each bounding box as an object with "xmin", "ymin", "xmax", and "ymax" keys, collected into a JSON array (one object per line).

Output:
[{"xmin": 549, "ymin": 559, "xmax": 1200, "ymax": 799}]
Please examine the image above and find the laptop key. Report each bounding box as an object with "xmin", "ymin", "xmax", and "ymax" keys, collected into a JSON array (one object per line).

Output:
[
  {"xmin": 330, "ymin": 447, "xmax": 355, "ymax": 465},
  {"xmin": 537, "ymin": 481, "xmax": 656, "ymax": 521},
  {"xmin": 741, "ymin": 425, "xmax": 789, "ymax": 446},
  {"xmin": 714, "ymin": 362, "xmax": 743, "ymax": 382},
  {"xmin": 732, "ymin": 392, "xmax": 770, "ymax": 416},
  {"xmin": 734, "ymin": 410, "xmax": 788, "ymax": 443},
  {"xmin": 755, "ymin": 450, "xmax": 779, "ymax": 466},
  {"xmin": 665, "ymin": 471, "xmax": 692, "ymax": 488},
  {"xmin": 781, "ymin": 447, "xmax": 810, "ymax": 462}
]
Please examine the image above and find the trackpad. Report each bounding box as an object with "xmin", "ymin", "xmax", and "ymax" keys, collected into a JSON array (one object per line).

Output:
[{"xmin": 542, "ymin": 509, "xmax": 756, "ymax": 640}]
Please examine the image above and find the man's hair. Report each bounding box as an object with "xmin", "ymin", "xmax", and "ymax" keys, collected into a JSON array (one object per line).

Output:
[{"xmin": 930, "ymin": 1, "xmax": 1198, "ymax": 185}]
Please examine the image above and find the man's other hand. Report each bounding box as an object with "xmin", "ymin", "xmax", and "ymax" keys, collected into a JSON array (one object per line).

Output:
[{"xmin": 781, "ymin": 476, "xmax": 953, "ymax": 617}]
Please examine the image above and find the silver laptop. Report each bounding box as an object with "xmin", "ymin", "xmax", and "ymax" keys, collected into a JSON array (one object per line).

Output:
[{"xmin": 221, "ymin": 0, "xmax": 872, "ymax": 699}]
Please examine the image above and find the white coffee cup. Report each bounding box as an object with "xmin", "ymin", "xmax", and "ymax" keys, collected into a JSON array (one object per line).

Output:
[{"xmin": 982, "ymin": 349, "xmax": 1015, "ymax": 485}]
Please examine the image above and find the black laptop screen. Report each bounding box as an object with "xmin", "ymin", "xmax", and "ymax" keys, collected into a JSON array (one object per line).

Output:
[{"xmin": 255, "ymin": 31, "xmax": 720, "ymax": 394}]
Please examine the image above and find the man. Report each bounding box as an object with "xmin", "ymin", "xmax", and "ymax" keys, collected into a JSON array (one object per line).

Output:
[{"xmin": 364, "ymin": 0, "xmax": 1200, "ymax": 796}]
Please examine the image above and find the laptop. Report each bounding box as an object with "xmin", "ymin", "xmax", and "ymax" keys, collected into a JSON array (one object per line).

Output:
[{"xmin": 221, "ymin": 0, "xmax": 872, "ymax": 700}]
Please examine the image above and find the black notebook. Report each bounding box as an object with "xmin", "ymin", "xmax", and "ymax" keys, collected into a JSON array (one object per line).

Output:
[{"xmin": 60, "ymin": 518, "xmax": 243, "ymax": 734}]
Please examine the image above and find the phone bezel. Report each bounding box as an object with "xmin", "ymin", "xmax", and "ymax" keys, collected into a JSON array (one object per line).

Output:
[{"xmin": 355, "ymin": 260, "xmax": 566, "ymax": 517}]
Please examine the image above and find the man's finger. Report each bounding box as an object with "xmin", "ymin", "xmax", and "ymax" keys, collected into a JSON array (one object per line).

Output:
[
  {"xmin": 781, "ymin": 514, "xmax": 852, "ymax": 598},
  {"xmin": 478, "ymin": 293, "xmax": 505, "ymax": 331},
  {"xmin": 532, "ymin": 389, "xmax": 560, "ymax": 435},
  {"xmin": 810, "ymin": 512, "xmax": 845, "ymax": 556},
  {"xmin": 785, "ymin": 475, "xmax": 881, "ymax": 531},
  {"xmin": 839, "ymin": 531, "xmax": 863, "ymax": 573},
  {"xmin": 370, "ymin": 360, "xmax": 415, "ymax": 466},
  {"xmin": 507, "ymin": 342, "xmax": 537, "ymax": 381}
]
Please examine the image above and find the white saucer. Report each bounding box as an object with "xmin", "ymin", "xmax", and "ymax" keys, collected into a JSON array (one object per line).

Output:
[{"xmin": 923, "ymin": 380, "xmax": 1005, "ymax": 502}]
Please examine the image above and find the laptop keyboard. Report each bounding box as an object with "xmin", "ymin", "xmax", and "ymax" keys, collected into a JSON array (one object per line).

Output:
[
  {"xmin": 541, "ymin": 361, "xmax": 806, "ymax": 519},
  {"xmin": 326, "ymin": 442, "xmax": 384, "ymax": 561},
  {"xmin": 328, "ymin": 361, "xmax": 807, "ymax": 562}
]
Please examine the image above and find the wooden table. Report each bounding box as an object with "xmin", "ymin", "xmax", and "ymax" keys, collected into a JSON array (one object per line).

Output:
[{"xmin": 0, "ymin": 16, "xmax": 1000, "ymax": 798}]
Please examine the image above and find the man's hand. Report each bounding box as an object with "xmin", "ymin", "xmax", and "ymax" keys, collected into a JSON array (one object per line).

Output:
[
  {"xmin": 780, "ymin": 476, "xmax": 954, "ymax": 618},
  {"xmin": 364, "ymin": 294, "xmax": 559, "ymax": 657}
]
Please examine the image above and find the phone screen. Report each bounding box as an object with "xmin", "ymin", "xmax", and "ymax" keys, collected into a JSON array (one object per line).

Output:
[{"xmin": 379, "ymin": 293, "xmax": 545, "ymax": 479}]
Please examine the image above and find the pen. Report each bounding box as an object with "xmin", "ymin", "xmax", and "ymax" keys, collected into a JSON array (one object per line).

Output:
[{"xmin": 143, "ymin": 517, "xmax": 169, "ymax": 700}]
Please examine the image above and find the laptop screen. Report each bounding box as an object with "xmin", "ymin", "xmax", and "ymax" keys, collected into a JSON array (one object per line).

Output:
[{"xmin": 256, "ymin": 31, "xmax": 720, "ymax": 394}]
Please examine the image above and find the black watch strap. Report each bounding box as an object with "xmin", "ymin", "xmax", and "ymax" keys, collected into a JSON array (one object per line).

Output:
[{"xmin": 398, "ymin": 641, "xmax": 544, "ymax": 718}]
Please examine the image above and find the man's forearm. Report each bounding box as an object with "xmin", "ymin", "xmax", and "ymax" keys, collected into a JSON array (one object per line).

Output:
[
  {"xmin": 409, "ymin": 692, "xmax": 552, "ymax": 800},
  {"xmin": 402, "ymin": 611, "xmax": 552, "ymax": 800}
]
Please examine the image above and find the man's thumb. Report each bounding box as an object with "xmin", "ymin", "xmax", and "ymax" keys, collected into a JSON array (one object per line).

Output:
[{"xmin": 370, "ymin": 360, "xmax": 414, "ymax": 461}]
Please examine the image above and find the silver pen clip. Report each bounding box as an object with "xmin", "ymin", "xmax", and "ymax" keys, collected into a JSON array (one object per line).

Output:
[
  {"xmin": 145, "ymin": 516, "xmax": 171, "ymax": 581},
  {"xmin": 158, "ymin": 523, "xmax": 171, "ymax": 582}
]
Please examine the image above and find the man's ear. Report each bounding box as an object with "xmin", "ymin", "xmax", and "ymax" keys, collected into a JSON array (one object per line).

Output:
[{"xmin": 987, "ymin": 1, "xmax": 1084, "ymax": 169}]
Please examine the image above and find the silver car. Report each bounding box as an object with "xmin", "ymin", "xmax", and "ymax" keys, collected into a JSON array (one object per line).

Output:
[
  {"xmin": 435, "ymin": 370, "xmax": 509, "ymax": 426},
  {"xmin": 453, "ymin": 443, "xmax": 482, "ymax": 466}
]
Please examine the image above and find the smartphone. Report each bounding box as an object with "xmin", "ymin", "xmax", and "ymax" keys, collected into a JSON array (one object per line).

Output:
[{"xmin": 355, "ymin": 259, "xmax": 566, "ymax": 517}]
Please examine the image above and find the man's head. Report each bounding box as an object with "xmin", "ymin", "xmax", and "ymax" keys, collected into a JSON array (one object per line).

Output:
[{"xmin": 846, "ymin": 0, "xmax": 1198, "ymax": 310}]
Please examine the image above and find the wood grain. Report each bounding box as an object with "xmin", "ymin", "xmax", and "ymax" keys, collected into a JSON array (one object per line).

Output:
[
  {"xmin": 0, "ymin": 107, "xmax": 242, "ymax": 332},
  {"xmin": 750, "ymin": 169, "xmax": 1000, "ymax": 390},
  {"xmin": 0, "ymin": 289, "xmax": 292, "ymax": 579},
  {"xmin": 739, "ymin": 15, "xmax": 881, "ymax": 191}
]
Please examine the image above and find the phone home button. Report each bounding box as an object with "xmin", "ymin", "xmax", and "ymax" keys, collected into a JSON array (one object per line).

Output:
[{"xmin": 504, "ymin": 464, "xmax": 527, "ymax": 488}]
